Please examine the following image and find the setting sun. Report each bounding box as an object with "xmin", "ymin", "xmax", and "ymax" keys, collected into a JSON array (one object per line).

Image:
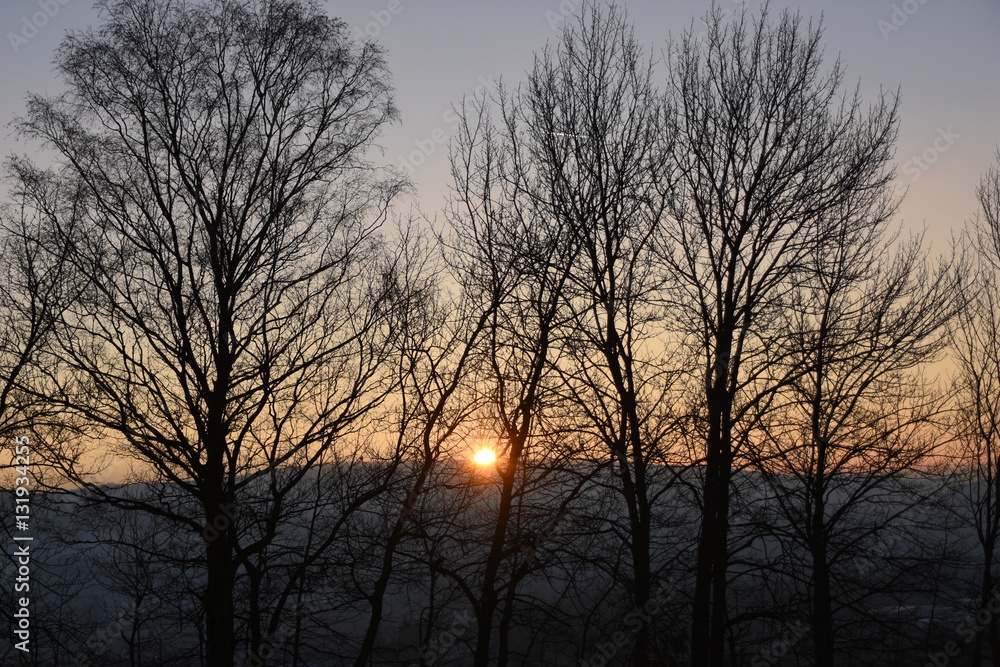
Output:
[{"xmin": 472, "ymin": 449, "xmax": 497, "ymax": 466}]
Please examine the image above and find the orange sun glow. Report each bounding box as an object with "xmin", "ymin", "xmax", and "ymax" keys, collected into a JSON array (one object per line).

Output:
[{"xmin": 472, "ymin": 449, "xmax": 497, "ymax": 466}]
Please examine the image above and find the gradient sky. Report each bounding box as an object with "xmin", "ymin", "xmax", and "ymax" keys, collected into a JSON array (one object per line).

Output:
[{"xmin": 2, "ymin": 0, "xmax": 998, "ymax": 252}]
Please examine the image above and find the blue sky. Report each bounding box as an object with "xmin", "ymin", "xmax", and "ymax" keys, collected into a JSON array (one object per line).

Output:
[{"xmin": 2, "ymin": 0, "xmax": 998, "ymax": 250}]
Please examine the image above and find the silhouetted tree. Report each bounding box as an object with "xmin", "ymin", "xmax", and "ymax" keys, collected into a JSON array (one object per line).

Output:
[
  {"xmin": 756, "ymin": 228, "xmax": 954, "ymax": 665},
  {"xmin": 351, "ymin": 232, "xmax": 492, "ymax": 667},
  {"xmin": 0, "ymin": 170, "xmax": 74, "ymax": 445},
  {"xmin": 661, "ymin": 6, "xmax": 901, "ymax": 665},
  {"xmin": 952, "ymin": 150, "xmax": 1000, "ymax": 665},
  {"xmin": 446, "ymin": 90, "xmax": 582, "ymax": 667},
  {"xmin": 525, "ymin": 4, "xmax": 682, "ymax": 664},
  {"xmin": 14, "ymin": 0, "xmax": 405, "ymax": 664}
]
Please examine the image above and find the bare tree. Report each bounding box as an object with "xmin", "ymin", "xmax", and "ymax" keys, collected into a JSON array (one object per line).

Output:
[
  {"xmin": 14, "ymin": 1, "xmax": 405, "ymax": 664},
  {"xmin": 660, "ymin": 5, "xmax": 901, "ymax": 665},
  {"xmin": 0, "ymin": 169, "xmax": 74, "ymax": 445},
  {"xmin": 351, "ymin": 232, "xmax": 492, "ymax": 667},
  {"xmin": 754, "ymin": 225, "xmax": 955, "ymax": 665},
  {"xmin": 952, "ymin": 149, "xmax": 1000, "ymax": 665},
  {"xmin": 525, "ymin": 4, "xmax": 683, "ymax": 664},
  {"xmin": 446, "ymin": 90, "xmax": 582, "ymax": 667}
]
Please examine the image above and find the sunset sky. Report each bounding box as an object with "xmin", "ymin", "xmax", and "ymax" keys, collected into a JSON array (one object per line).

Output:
[
  {"xmin": 3, "ymin": 3, "xmax": 999, "ymax": 664},
  {"xmin": 2, "ymin": 0, "xmax": 998, "ymax": 250}
]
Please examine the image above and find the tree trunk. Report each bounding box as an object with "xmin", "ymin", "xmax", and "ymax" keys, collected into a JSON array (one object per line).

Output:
[
  {"xmin": 692, "ymin": 346, "xmax": 734, "ymax": 667},
  {"xmin": 473, "ymin": 470, "xmax": 515, "ymax": 667},
  {"xmin": 973, "ymin": 543, "xmax": 995, "ymax": 667},
  {"xmin": 631, "ymin": 515, "xmax": 652, "ymax": 667},
  {"xmin": 474, "ymin": 425, "xmax": 531, "ymax": 667},
  {"xmin": 605, "ymin": 319, "xmax": 653, "ymax": 666},
  {"xmin": 204, "ymin": 379, "xmax": 235, "ymax": 667},
  {"xmin": 811, "ymin": 539, "xmax": 833, "ymax": 667},
  {"xmin": 498, "ymin": 586, "xmax": 515, "ymax": 667},
  {"xmin": 692, "ymin": 431, "xmax": 731, "ymax": 667},
  {"xmin": 708, "ymin": 461, "xmax": 731, "ymax": 667},
  {"xmin": 691, "ymin": 463, "xmax": 718, "ymax": 667},
  {"xmin": 355, "ymin": 483, "xmax": 426, "ymax": 667},
  {"xmin": 204, "ymin": 498, "xmax": 236, "ymax": 667},
  {"xmin": 811, "ymin": 430, "xmax": 833, "ymax": 667}
]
